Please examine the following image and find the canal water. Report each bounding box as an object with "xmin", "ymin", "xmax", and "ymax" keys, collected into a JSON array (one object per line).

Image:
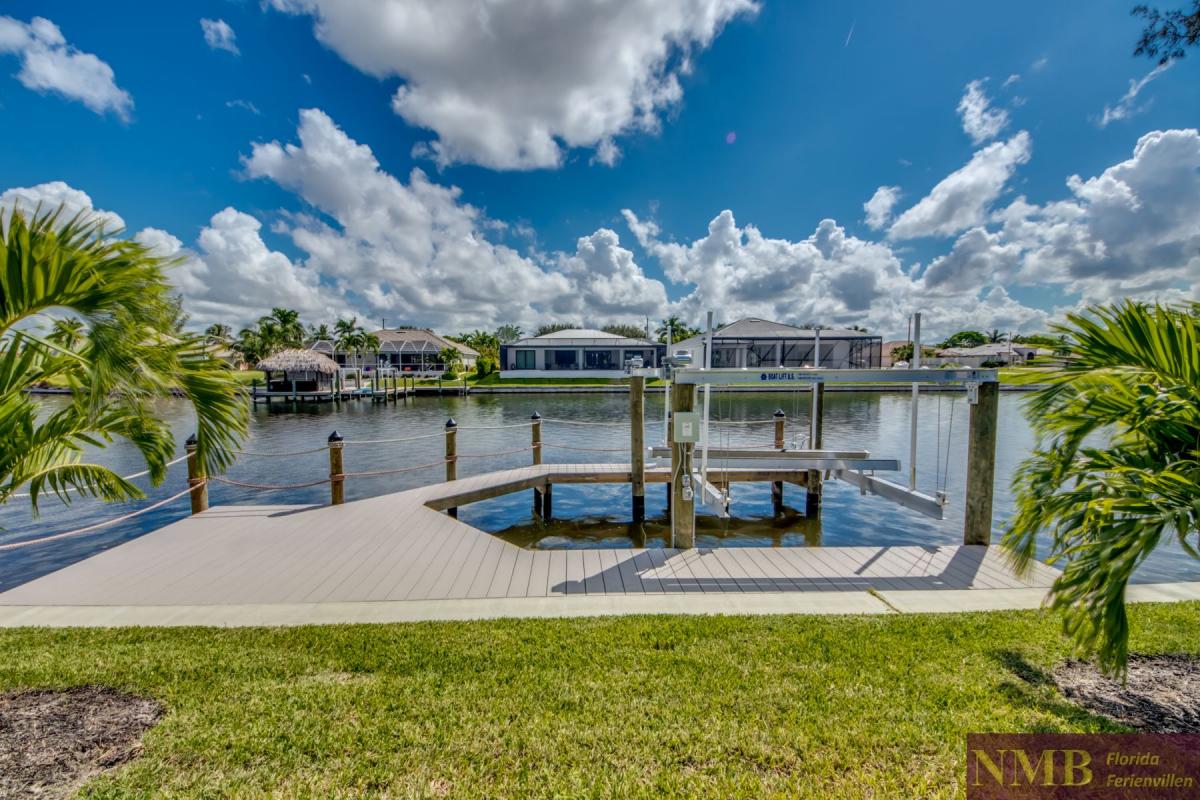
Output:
[{"xmin": 2, "ymin": 391, "xmax": 1196, "ymax": 592}]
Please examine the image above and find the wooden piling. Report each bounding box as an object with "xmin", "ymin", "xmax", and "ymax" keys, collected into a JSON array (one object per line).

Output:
[
  {"xmin": 963, "ymin": 380, "xmax": 999, "ymax": 545},
  {"xmin": 665, "ymin": 405, "xmax": 673, "ymax": 513},
  {"xmin": 531, "ymin": 412, "xmax": 544, "ymax": 516},
  {"xmin": 328, "ymin": 431, "xmax": 344, "ymax": 506},
  {"xmin": 630, "ymin": 376, "xmax": 646, "ymax": 522},
  {"xmin": 670, "ymin": 381, "xmax": 696, "ymax": 548},
  {"xmin": 806, "ymin": 383, "xmax": 825, "ymax": 517},
  {"xmin": 184, "ymin": 434, "xmax": 208, "ymax": 514},
  {"xmin": 445, "ymin": 419, "xmax": 458, "ymax": 518},
  {"xmin": 772, "ymin": 409, "xmax": 785, "ymax": 514}
]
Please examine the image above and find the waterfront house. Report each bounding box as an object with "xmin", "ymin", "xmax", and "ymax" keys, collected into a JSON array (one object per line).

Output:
[
  {"xmin": 309, "ymin": 328, "xmax": 478, "ymax": 376},
  {"xmin": 673, "ymin": 318, "xmax": 883, "ymax": 369},
  {"xmin": 257, "ymin": 348, "xmax": 339, "ymax": 395},
  {"xmin": 931, "ymin": 343, "xmax": 1040, "ymax": 367},
  {"xmin": 499, "ymin": 329, "xmax": 664, "ymax": 378}
]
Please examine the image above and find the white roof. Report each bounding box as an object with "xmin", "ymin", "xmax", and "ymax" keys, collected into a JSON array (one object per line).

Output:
[
  {"xmin": 535, "ymin": 328, "xmax": 621, "ymax": 339},
  {"xmin": 509, "ymin": 328, "xmax": 657, "ymax": 348}
]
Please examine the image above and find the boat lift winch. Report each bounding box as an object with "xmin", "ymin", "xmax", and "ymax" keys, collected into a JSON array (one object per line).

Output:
[{"xmin": 630, "ymin": 312, "xmax": 997, "ymax": 527}]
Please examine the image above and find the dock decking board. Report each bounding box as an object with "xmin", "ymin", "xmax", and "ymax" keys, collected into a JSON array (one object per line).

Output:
[{"xmin": 0, "ymin": 463, "xmax": 1059, "ymax": 608}]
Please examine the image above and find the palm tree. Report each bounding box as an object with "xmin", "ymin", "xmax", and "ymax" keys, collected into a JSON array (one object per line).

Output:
[
  {"xmin": 437, "ymin": 346, "xmax": 462, "ymax": 375},
  {"xmin": 361, "ymin": 332, "xmax": 381, "ymax": 367},
  {"xmin": 266, "ymin": 308, "xmax": 304, "ymax": 348},
  {"xmin": 0, "ymin": 206, "xmax": 247, "ymax": 509},
  {"xmin": 986, "ymin": 328, "xmax": 1007, "ymax": 344},
  {"xmin": 1003, "ymin": 300, "xmax": 1200, "ymax": 677},
  {"xmin": 334, "ymin": 317, "xmax": 364, "ymax": 366},
  {"xmin": 494, "ymin": 324, "xmax": 522, "ymax": 344},
  {"xmin": 307, "ymin": 323, "xmax": 332, "ymax": 343},
  {"xmin": 48, "ymin": 317, "xmax": 86, "ymax": 350},
  {"xmin": 655, "ymin": 316, "xmax": 701, "ymax": 343},
  {"xmin": 203, "ymin": 323, "xmax": 232, "ymax": 346}
]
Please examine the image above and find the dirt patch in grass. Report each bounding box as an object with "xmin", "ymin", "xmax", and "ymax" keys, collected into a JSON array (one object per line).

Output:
[
  {"xmin": 0, "ymin": 686, "xmax": 162, "ymax": 799},
  {"xmin": 1055, "ymin": 654, "xmax": 1200, "ymax": 733}
]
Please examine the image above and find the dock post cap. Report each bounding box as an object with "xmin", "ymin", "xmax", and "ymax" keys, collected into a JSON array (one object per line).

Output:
[
  {"xmin": 530, "ymin": 412, "xmax": 541, "ymax": 420},
  {"xmin": 445, "ymin": 418, "xmax": 457, "ymax": 429},
  {"xmin": 773, "ymin": 409, "xmax": 786, "ymax": 418},
  {"xmin": 327, "ymin": 430, "xmax": 344, "ymax": 443},
  {"xmin": 185, "ymin": 433, "xmax": 198, "ymax": 448}
]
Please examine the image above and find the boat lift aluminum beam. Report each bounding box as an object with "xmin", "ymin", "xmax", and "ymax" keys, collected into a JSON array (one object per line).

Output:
[
  {"xmin": 665, "ymin": 367, "xmax": 998, "ymax": 385},
  {"xmin": 648, "ymin": 447, "xmax": 900, "ymax": 473},
  {"xmin": 835, "ymin": 469, "xmax": 945, "ymax": 520}
]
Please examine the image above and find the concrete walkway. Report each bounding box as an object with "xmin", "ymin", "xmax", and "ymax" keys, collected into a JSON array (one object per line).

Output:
[{"xmin": 1, "ymin": 582, "xmax": 1198, "ymax": 628}]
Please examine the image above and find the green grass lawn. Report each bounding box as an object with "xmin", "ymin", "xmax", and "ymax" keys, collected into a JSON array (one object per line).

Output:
[
  {"xmin": 4, "ymin": 603, "xmax": 1197, "ymax": 798},
  {"xmin": 231, "ymin": 369, "xmax": 265, "ymax": 386},
  {"xmin": 998, "ymin": 367, "xmax": 1055, "ymax": 385},
  {"xmin": 471, "ymin": 373, "xmax": 632, "ymax": 386}
]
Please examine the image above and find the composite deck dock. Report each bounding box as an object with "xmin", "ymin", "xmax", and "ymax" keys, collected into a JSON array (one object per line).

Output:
[{"xmin": 0, "ymin": 463, "xmax": 1085, "ymax": 626}]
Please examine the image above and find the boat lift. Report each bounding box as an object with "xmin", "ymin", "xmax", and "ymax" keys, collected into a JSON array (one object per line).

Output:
[{"xmin": 630, "ymin": 313, "xmax": 1000, "ymax": 546}]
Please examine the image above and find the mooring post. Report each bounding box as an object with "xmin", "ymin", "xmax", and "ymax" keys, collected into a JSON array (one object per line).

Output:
[
  {"xmin": 630, "ymin": 376, "xmax": 646, "ymax": 522},
  {"xmin": 772, "ymin": 409, "xmax": 785, "ymax": 514},
  {"xmin": 531, "ymin": 412, "xmax": 544, "ymax": 516},
  {"xmin": 184, "ymin": 433, "xmax": 209, "ymax": 515},
  {"xmin": 665, "ymin": 403, "xmax": 674, "ymax": 513},
  {"xmin": 806, "ymin": 383, "xmax": 825, "ymax": 517},
  {"xmin": 669, "ymin": 381, "xmax": 696, "ymax": 548},
  {"xmin": 328, "ymin": 430, "xmax": 344, "ymax": 506},
  {"xmin": 444, "ymin": 418, "xmax": 458, "ymax": 518},
  {"xmin": 963, "ymin": 380, "xmax": 1000, "ymax": 545}
]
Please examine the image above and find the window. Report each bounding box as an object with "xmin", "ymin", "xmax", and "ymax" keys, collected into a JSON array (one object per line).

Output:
[
  {"xmin": 514, "ymin": 349, "xmax": 536, "ymax": 369},
  {"xmin": 747, "ymin": 343, "xmax": 777, "ymax": 367},
  {"xmin": 712, "ymin": 346, "xmax": 739, "ymax": 367},
  {"xmin": 622, "ymin": 348, "xmax": 654, "ymax": 367},
  {"xmin": 781, "ymin": 342, "xmax": 813, "ymax": 367},
  {"xmin": 584, "ymin": 349, "xmax": 618, "ymax": 369},
  {"xmin": 547, "ymin": 350, "xmax": 578, "ymax": 370}
]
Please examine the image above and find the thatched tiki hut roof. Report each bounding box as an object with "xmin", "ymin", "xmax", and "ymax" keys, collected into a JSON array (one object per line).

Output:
[{"xmin": 257, "ymin": 349, "xmax": 339, "ymax": 375}]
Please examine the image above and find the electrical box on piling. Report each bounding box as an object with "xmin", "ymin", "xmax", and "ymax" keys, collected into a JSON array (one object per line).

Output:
[{"xmin": 672, "ymin": 412, "xmax": 701, "ymax": 443}]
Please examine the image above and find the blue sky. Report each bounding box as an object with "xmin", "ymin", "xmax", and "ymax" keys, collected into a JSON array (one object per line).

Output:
[{"xmin": 0, "ymin": 0, "xmax": 1196, "ymax": 338}]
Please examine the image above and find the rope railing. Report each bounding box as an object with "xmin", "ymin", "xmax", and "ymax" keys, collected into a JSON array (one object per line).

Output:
[
  {"xmin": 455, "ymin": 421, "xmax": 535, "ymax": 431},
  {"xmin": 342, "ymin": 431, "xmax": 447, "ymax": 446},
  {"xmin": 209, "ymin": 475, "xmax": 332, "ymax": 491},
  {"xmin": 539, "ymin": 417, "xmax": 629, "ymax": 427},
  {"xmin": 540, "ymin": 441, "xmax": 630, "ymax": 453},
  {"xmin": 454, "ymin": 446, "xmax": 534, "ymax": 459},
  {"xmin": 231, "ymin": 446, "xmax": 330, "ymax": 458},
  {"xmin": 0, "ymin": 483, "xmax": 201, "ymax": 552},
  {"xmin": 339, "ymin": 460, "xmax": 449, "ymax": 479},
  {"xmin": 10, "ymin": 453, "xmax": 190, "ymax": 498}
]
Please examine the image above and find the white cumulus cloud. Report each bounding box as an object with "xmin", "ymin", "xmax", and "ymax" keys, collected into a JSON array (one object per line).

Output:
[
  {"xmin": 1099, "ymin": 62, "xmax": 1172, "ymax": 127},
  {"xmin": 200, "ymin": 18, "xmax": 239, "ymax": 55},
  {"xmin": 0, "ymin": 16, "xmax": 133, "ymax": 119},
  {"xmin": 265, "ymin": 0, "xmax": 758, "ymax": 170},
  {"xmin": 957, "ymin": 79, "xmax": 1009, "ymax": 145},
  {"xmin": 889, "ymin": 131, "xmax": 1031, "ymax": 240},
  {"xmin": 863, "ymin": 185, "xmax": 901, "ymax": 230}
]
